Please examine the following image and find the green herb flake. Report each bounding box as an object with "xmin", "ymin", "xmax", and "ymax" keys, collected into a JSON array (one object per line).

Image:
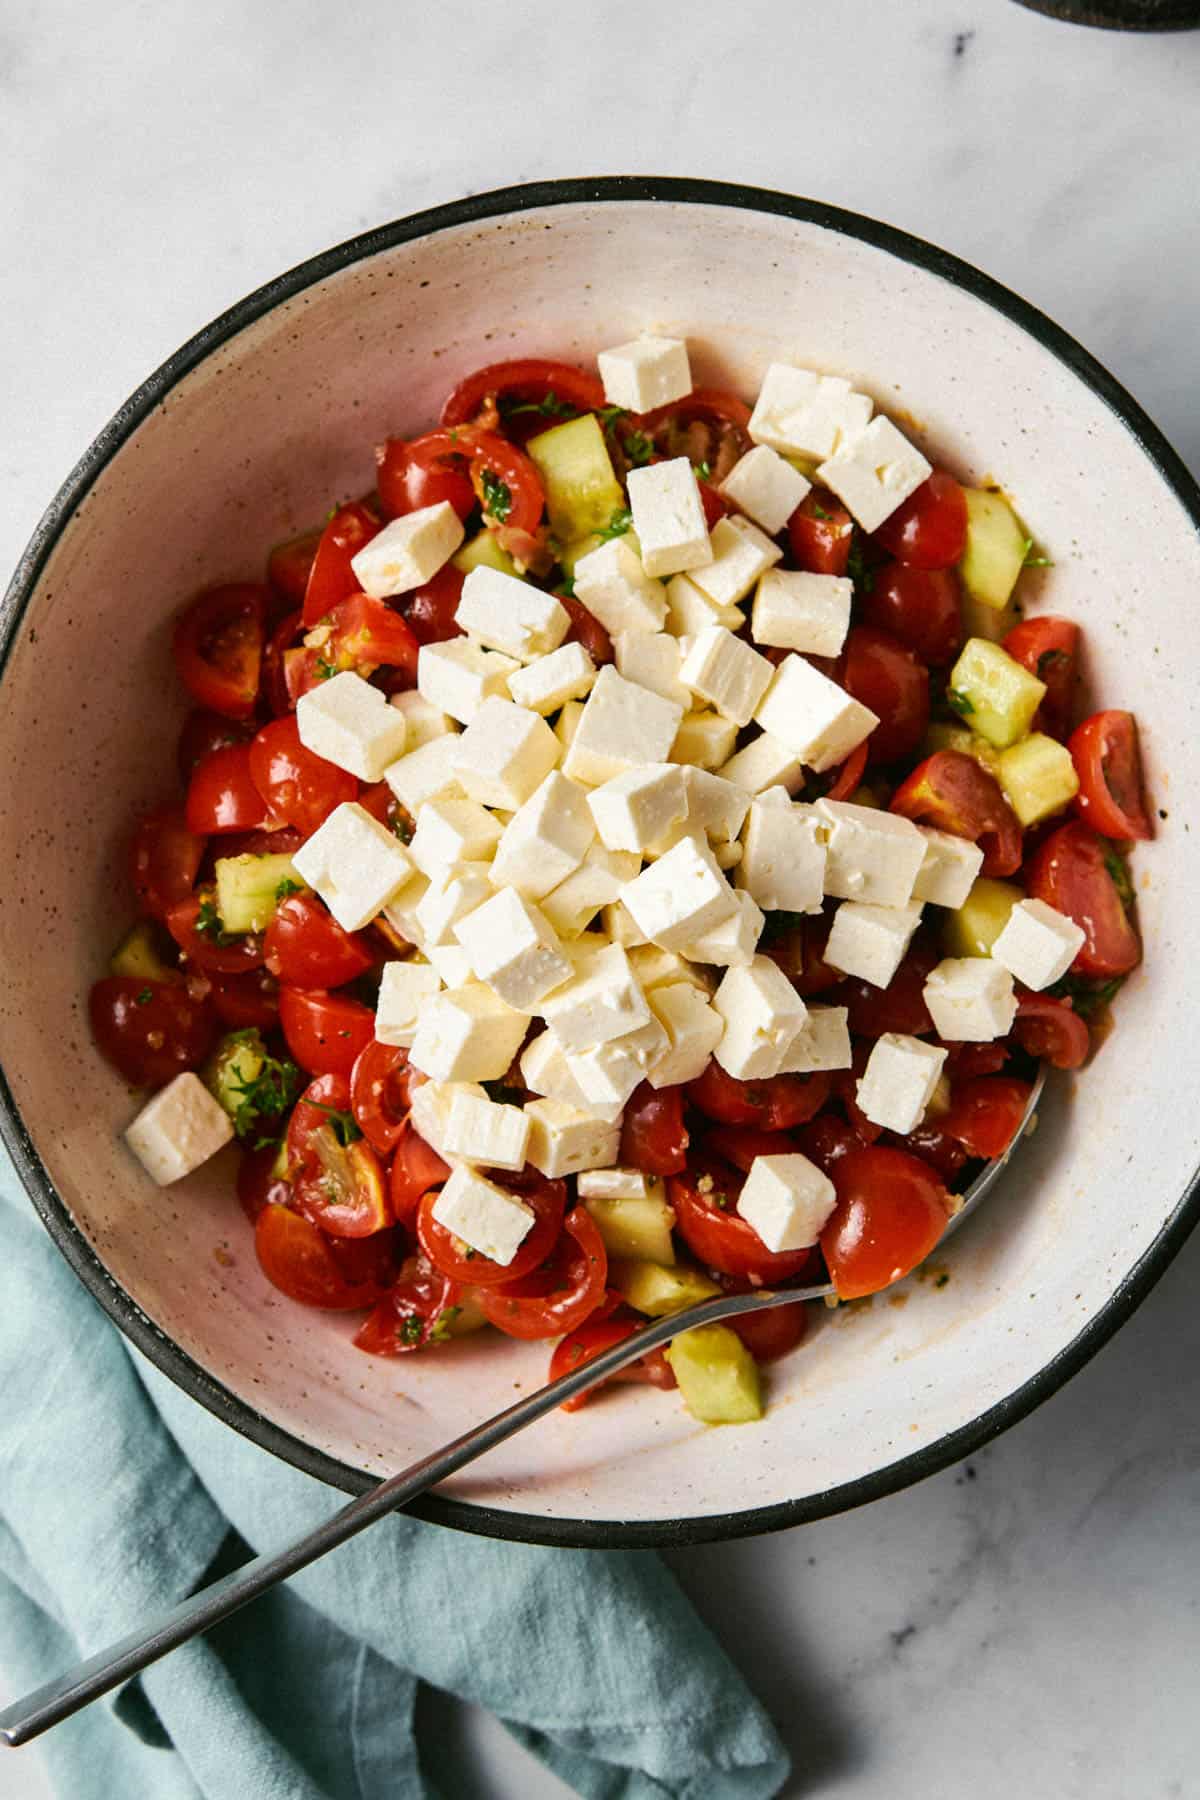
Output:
[
  {"xmin": 480, "ymin": 468, "xmax": 513, "ymax": 523},
  {"xmin": 810, "ymin": 501, "xmax": 833, "ymax": 521},
  {"xmin": 134, "ymin": 987, "xmax": 155, "ymax": 1006},
  {"xmin": 500, "ymin": 389, "xmax": 575, "ymax": 421},
  {"xmin": 623, "ymin": 429, "xmax": 654, "ymax": 468},
  {"xmin": 1047, "ymin": 973, "xmax": 1123, "ymax": 1020},
  {"xmin": 595, "ymin": 505, "xmax": 633, "ymax": 544},
  {"xmin": 228, "ymin": 1051, "xmax": 304, "ymax": 1147},
  {"xmin": 305, "ymin": 1100, "xmax": 363, "ymax": 1148},
  {"xmin": 711, "ymin": 1190, "xmax": 731, "ymax": 1211},
  {"xmin": 597, "ymin": 405, "xmax": 628, "ymax": 437},
  {"xmin": 557, "ymin": 573, "xmax": 576, "ymax": 599},
  {"xmin": 315, "ymin": 653, "xmax": 338, "ymax": 681},
  {"xmin": 694, "ymin": 459, "xmax": 712, "ymax": 482},
  {"xmin": 945, "ymin": 688, "xmax": 975, "ymax": 718},
  {"xmin": 428, "ymin": 1306, "xmax": 461, "ymax": 1344},
  {"xmin": 275, "ymin": 877, "xmax": 303, "ymax": 903},
  {"xmin": 195, "ymin": 895, "xmax": 237, "ymax": 947},
  {"xmin": 845, "ymin": 541, "xmax": 875, "ymax": 592},
  {"xmin": 399, "ymin": 1315, "xmax": 425, "ymax": 1347}
]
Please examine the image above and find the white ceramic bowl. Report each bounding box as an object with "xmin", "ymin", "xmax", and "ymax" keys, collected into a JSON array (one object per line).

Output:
[{"xmin": 2, "ymin": 178, "xmax": 1198, "ymax": 1547}]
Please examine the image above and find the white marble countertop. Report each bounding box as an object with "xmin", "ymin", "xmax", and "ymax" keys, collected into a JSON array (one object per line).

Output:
[{"xmin": 3, "ymin": 2, "xmax": 1199, "ymax": 1795}]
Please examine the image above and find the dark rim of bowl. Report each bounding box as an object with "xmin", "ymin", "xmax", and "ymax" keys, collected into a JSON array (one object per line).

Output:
[{"xmin": 3, "ymin": 175, "xmax": 1199, "ymax": 1549}]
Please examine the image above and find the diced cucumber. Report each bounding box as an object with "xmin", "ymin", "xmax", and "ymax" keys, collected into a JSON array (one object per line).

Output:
[
  {"xmin": 959, "ymin": 488, "xmax": 1028, "ymax": 611},
  {"xmin": 923, "ymin": 720, "xmax": 1004, "ymax": 779},
  {"xmin": 109, "ymin": 921, "xmax": 175, "ymax": 984},
  {"xmin": 948, "ymin": 638, "xmax": 1045, "ymax": 750},
  {"xmin": 559, "ymin": 533, "xmax": 601, "ymax": 576},
  {"xmin": 665, "ymin": 1324, "xmax": 763, "ymax": 1425},
  {"xmin": 214, "ymin": 852, "xmax": 304, "ymax": 934},
  {"xmin": 453, "ymin": 528, "xmax": 520, "ymax": 580},
  {"xmin": 440, "ymin": 1290, "xmax": 490, "ymax": 1337},
  {"xmin": 997, "ymin": 732, "xmax": 1080, "ymax": 826},
  {"xmin": 960, "ymin": 590, "xmax": 1019, "ymax": 644},
  {"xmin": 204, "ymin": 1030, "xmax": 265, "ymax": 1124},
  {"xmin": 942, "ymin": 876, "xmax": 1024, "ymax": 958},
  {"xmin": 528, "ymin": 414, "xmax": 625, "ymax": 542},
  {"xmin": 612, "ymin": 1260, "xmax": 720, "ymax": 1316},
  {"xmin": 584, "ymin": 1190, "xmax": 676, "ymax": 1266}
]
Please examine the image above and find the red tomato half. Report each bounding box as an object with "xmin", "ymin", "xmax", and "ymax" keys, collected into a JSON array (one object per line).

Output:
[
  {"xmin": 185, "ymin": 743, "xmax": 270, "ymax": 836},
  {"xmin": 891, "ymin": 750, "xmax": 1022, "ymax": 878},
  {"xmin": 130, "ymin": 810, "xmax": 206, "ymax": 919},
  {"xmin": 668, "ymin": 1153, "xmax": 819, "ymax": 1284},
  {"xmin": 349, "ymin": 1040, "xmax": 415, "ymax": 1155},
  {"xmin": 841, "ymin": 943, "xmax": 938, "ymax": 1038},
  {"xmin": 89, "ymin": 976, "xmax": 216, "ymax": 1087},
  {"xmin": 440, "ymin": 358, "xmax": 605, "ymax": 429},
  {"xmin": 1012, "ymin": 990, "xmax": 1090, "ymax": 1069},
  {"xmin": 882, "ymin": 1121, "xmax": 968, "ymax": 1184},
  {"xmin": 1003, "ymin": 616, "xmax": 1080, "ymax": 740},
  {"xmin": 286, "ymin": 1073, "xmax": 390, "ymax": 1237},
  {"xmin": 1068, "ymin": 710, "xmax": 1153, "ymax": 841},
  {"xmin": 938, "ymin": 1076, "xmax": 1031, "ymax": 1160},
  {"xmin": 760, "ymin": 914, "xmax": 842, "ymax": 996},
  {"xmin": 1025, "ymin": 821, "xmax": 1141, "ymax": 980},
  {"xmin": 236, "ymin": 1144, "xmax": 292, "ymax": 1224},
  {"xmin": 279, "ymin": 987, "xmax": 375, "ymax": 1077},
  {"xmin": 264, "ymin": 894, "xmax": 374, "ymax": 990},
  {"xmin": 353, "ymin": 1254, "xmax": 463, "ymax": 1355},
  {"xmin": 479, "ymin": 1207, "xmax": 608, "ymax": 1341},
  {"xmin": 688, "ymin": 1061, "xmax": 831, "ymax": 1132},
  {"xmin": 558, "ymin": 592, "xmax": 613, "ymax": 665},
  {"xmin": 376, "ymin": 432, "xmax": 478, "ymax": 521},
  {"xmin": 863, "ymin": 563, "xmax": 963, "ymax": 667},
  {"xmin": 548, "ymin": 1312, "xmax": 677, "ymax": 1411},
  {"xmin": 794, "ymin": 1113, "xmax": 870, "ymax": 1174},
  {"xmin": 254, "ymin": 1204, "xmax": 389, "ymax": 1310},
  {"xmin": 825, "ymin": 740, "xmax": 870, "ymax": 804},
  {"xmin": 332, "ymin": 594, "xmax": 420, "ymax": 680},
  {"xmin": 399, "ymin": 563, "xmax": 466, "ymax": 647},
  {"xmin": 620, "ymin": 1083, "xmax": 688, "ymax": 1175},
  {"xmin": 703, "ymin": 1124, "xmax": 798, "ymax": 1171},
  {"xmin": 469, "ymin": 432, "xmax": 545, "ymax": 536},
  {"xmin": 166, "ymin": 893, "xmax": 264, "ymax": 975},
  {"xmin": 261, "ymin": 609, "xmax": 303, "ymax": 717},
  {"xmin": 248, "ymin": 715, "xmax": 356, "ymax": 836},
  {"xmin": 841, "ymin": 626, "xmax": 929, "ymax": 764},
  {"xmin": 788, "ymin": 489, "xmax": 854, "ymax": 575},
  {"xmin": 267, "ymin": 528, "xmax": 322, "ymax": 605},
  {"xmin": 417, "ymin": 1168, "xmax": 568, "ymax": 1288},
  {"xmin": 389, "ymin": 1117, "xmax": 450, "ymax": 1224},
  {"xmin": 821, "ymin": 1146, "xmax": 950, "ymax": 1299},
  {"xmin": 177, "ymin": 710, "xmax": 253, "ymax": 782},
  {"xmin": 172, "ymin": 584, "xmax": 267, "ymax": 720},
  {"xmin": 726, "ymin": 1298, "xmax": 809, "ymax": 1363},
  {"xmin": 872, "ymin": 470, "xmax": 967, "ymax": 570},
  {"xmin": 206, "ymin": 966, "xmax": 280, "ymax": 1031},
  {"xmin": 302, "ymin": 501, "xmax": 381, "ymax": 626}
]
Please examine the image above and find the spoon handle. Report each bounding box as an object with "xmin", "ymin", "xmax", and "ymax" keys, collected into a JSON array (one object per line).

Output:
[{"xmin": 0, "ymin": 1283, "xmax": 824, "ymax": 1747}]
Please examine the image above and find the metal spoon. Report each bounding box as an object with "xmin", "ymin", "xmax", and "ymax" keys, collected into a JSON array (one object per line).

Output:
[{"xmin": 0, "ymin": 1068, "xmax": 1042, "ymax": 1748}]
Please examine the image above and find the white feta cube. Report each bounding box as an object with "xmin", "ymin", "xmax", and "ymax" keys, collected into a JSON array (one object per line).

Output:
[
  {"xmin": 679, "ymin": 767, "xmax": 750, "ymax": 844},
  {"xmin": 389, "ymin": 688, "xmax": 458, "ymax": 748},
  {"xmin": 555, "ymin": 698, "xmax": 585, "ymax": 752},
  {"xmin": 537, "ymin": 941, "xmax": 651, "ymax": 1052},
  {"xmin": 718, "ymin": 444, "xmax": 811, "ymax": 535},
  {"xmin": 408, "ymin": 1077, "xmax": 486, "ymax": 1159},
  {"xmin": 382, "ymin": 874, "xmax": 429, "ymax": 949},
  {"xmin": 454, "ymin": 565, "xmax": 568, "ymax": 661},
  {"xmin": 677, "ymin": 888, "xmax": 764, "ymax": 967},
  {"xmin": 506, "ymin": 642, "xmax": 596, "ymax": 715},
  {"xmin": 678, "ymin": 625, "xmax": 774, "ymax": 727},
  {"xmin": 739, "ymin": 800, "xmax": 826, "ymax": 913},
  {"xmin": 452, "ymin": 697, "xmax": 561, "ymax": 811},
  {"xmin": 563, "ymin": 666, "xmax": 684, "ymax": 788},
  {"xmin": 415, "ymin": 862, "xmax": 495, "ymax": 948},
  {"xmin": 408, "ymin": 983, "xmax": 528, "ymax": 1082},
  {"xmin": 539, "ymin": 844, "xmax": 640, "ymax": 937},
  {"xmin": 350, "ymin": 502, "xmax": 464, "ymax": 597},
  {"xmin": 408, "ymin": 796, "xmax": 503, "ymax": 878},
  {"xmin": 991, "ymin": 898, "xmax": 1085, "ymax": 991},
  {"xmin": 520, "ymin": 1030, "xmax": 623, "ymax": 1123},
  {"xmin": 688, "ymin": 516, "xmax": 783, "ymax": 611},
  {"xmin": 524, "ymin": 1098, "xmax": 621, "ymax": 1178},
  {"xmin": 295, "ymin": 670, "xmax": 409, "ymax": 782},
  {"xmin": 665, "ymin": 573, "xmax": 744, "ymax": 637},
  {"xmin": 713, "ymin": 956, "xmax": 808, "ymax": 1080},
  {"xmin": 646, "ymin": 982, "xmax": 724, "ymax": 1088},
  {"xmin": 856, "ymin": 1033, "xmax": 949, "ymax": 1134},
  {"xmin": 748, "ymin": 364, "xmax": 873, "ymax": 460},
  {"xmin": 417, "ymin": 638, "xmax": 518, "ymax": 725},
  {"xmin": 817, "ymin": 415, "xmax": 932, "ymax": 533},
  {"xmin": 755, "ymin": 654, "xmax": 877, "ymax": 772},
  {"xmin": 597, "ymin": 334, "xmax": 692, "ymax": 411},
  {"xmin": 124, "ymin": 1073, "xmax": 233, "ymax": 1186},
  {"xmin": 588, "ymin": 763, "xmax": 686, "ymax": 854},
  {"xmin": 383, "ymin": 735, "xmax": 464, "ymax": 813},
  {"xmin": 576, "ymin": 1166, "xmax": 657, "ymax": 1201},
  {"xmin": 614, "ymin": 631, "xmax": 690, "ymax": 710},
  {"xmin": 292, "ymin": 801, "xmax": 412, "ymax": 931},
  {"xmin": 627, "ymin": 944, "xmax": 715, "ymax": 997},
  {"xmin": 751, "ymin": 569, "xmax": 853, "ymax": 657},
  {"xmin": 626, "ymin": 458, "xmax": 712, "ymax": 578},
  {"xmin": 424, "ymin": 941, "xmax": 475, "ymax": 988},
  {"xmin": 442, "ymin": 1089, "xmax": 531, "ymax": 1173},
  {"xmin": 776, "ymin": 1005, "xmax": 853, "ymax": 1073},
  {"xmin": 490, "ymin": 771, "xmax": 595, "ymax": 900},
  {"xmin": 718, "ymin": 732, "xmax": 805, "ymax": 796},
  {"xmin": 923, "ymin": 958, "xmax": 1018, "ymax": 1042},
  {"xmin": 565, "ymin": 1018, "xmax": 667, "ymax": 1112},
  {"xmin": 671, "ymin": 709, "xmax": 740, "ymax": 770},
  {"xmin": 601, "ymin": 899, "xmax": 649, "ymax": 947},
  {"xmin": 573, "ymin": 536, "xmax": 667, "ymax": 637},
  {"xmin": 911, "ymin": 827, "xmax": 986, "ymax": 909},
  {"xmin": 816, "ymin": 799, "xmax": 927, "ymax": 907},
  {"xmin": 825, "ymin": 899, "xmax": 924, "ymax": 988},
  {"xmin": 737, "ymin": 1153, "xmax": 837, "ymax": 1252},
  {"xmin": 375, "ymin": 959, "xmax": 443, "ymax": 1048},
  {"xmin": 620, "ymin": 835, "xmax": 737, "ymax": 951},
  {"xmin": 453, "ymin": 887, "xmax": 571, "ymax": 1011},
  {"xmin": 431, "ymin": 1164, "xmax": 534, "ymax": 1265}
]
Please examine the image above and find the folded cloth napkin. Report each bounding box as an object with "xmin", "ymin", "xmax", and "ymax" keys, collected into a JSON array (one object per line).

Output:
[{"xmin": 0, "ymin": 1165, "xmax": 789, "ymax": 1800}]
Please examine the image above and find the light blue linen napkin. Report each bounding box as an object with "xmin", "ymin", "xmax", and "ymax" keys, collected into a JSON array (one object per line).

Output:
[{"xmin": 0, "ymin": 1165, "xmax": 789, "ymax": 1799}]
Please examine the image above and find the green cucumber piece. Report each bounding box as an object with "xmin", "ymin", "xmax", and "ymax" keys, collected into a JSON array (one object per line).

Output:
[
  {"xmin": 214, "ymin": 852, "xmax": 303, "ymax": 934},
  {"xmin": 665, "ymin": 1324, "xmax": 763, "ymax": 1425},
  {"xmin": 948, "ymin": 638, "xmax": 1045, "ymax": 750},
  {"xmin": 204, "ymin": 1030, "xmax": 266, "ymax": 1124},
  {"xmin": 453, "ymin": 529, "xmax": 520, "ymax": 579},
  {"xmin": 612, "ymin": 1260, "xmax": 720, "ymax": 1316},
  {"xmin": 942, "ymin": 877, "xmax": 1024, "ymax": 958},
  {"xmin": 997, "ymin": 732, "xmax": 1080, "ymax": 826},
  {"xmin": 527, "ymin": 414, "xmax": 625, "ymax": 541},
  {"xmin": 109, "ymin": 921, "xmax": 175, "ymax": 983},
  {"xmin": 583, "ymin": 1191, "xmax": 676, "ymax": 1266},
  {"xmin": 959, "ymin": 488, "xmax": 1028, "ymax": 611}
]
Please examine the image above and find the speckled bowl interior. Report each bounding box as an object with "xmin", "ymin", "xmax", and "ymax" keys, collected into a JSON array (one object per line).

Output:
[{"xmin": 2, "ymin": 180, "xmax": 1198, "ymax": 1545}]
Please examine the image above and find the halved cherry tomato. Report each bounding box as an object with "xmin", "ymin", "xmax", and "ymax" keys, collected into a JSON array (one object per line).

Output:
[
  {"xmin": 350, "ymin": 1040, "xmax": 415, "ymax": 1155},
  {"xmin": 1003, "ymin": 616, "xmax": 1080, "ymax": 740},
  {"xmin": 377, "ymin": 432, "xmax": 478, "ymax": 521},
  {"xmin": 320, "ymin": 593, "xmax": 421, "ymax": 682},
  {"xmin": 891, "ymin": 750, "xmax": 1023, "ymax": 877},
  {"xmin": 302, "ymin": 501, "xmax": 381, "ymax": 626},
  {"xmin": 703, "ymin": 1124, "xmax": 798, "ymax": 1171},
  {"xmin": 872, "ymin": 470, "xmax": 967, "ymax": 570},
  {"xmin": 841, "ymin": 943, "xmax": 938, "ymax": 1038},
  {"xmin": 788, "ymin": 490, "xmax": 854, "ymax": 576},
  {"xmin": 669, "ymin": 1152, "xmax": 819, "ymax": 1283},
  {"xmin": 353, "ymin": 1253, "xmax": 463, "ymax": 1355},
  {"xmin": 264, "ymin": 894, "xmax": 374, "ymax": 990},
  {"xmin": 172, "ymin": 584, "xmax": 267, "ymax": 720},
  {"xmin": 832, "ymin": 1058, "xmax": 883, "ymax": 1145},
  {"xmin": 1025, "ymin": 821, "xmax": 1140, "ymax": 979},
  {"xmin": 638, "ymin": 390, "xmax": 752, "ymax": 483},
  {"xmin": 89, "ymin": 976, "xmax": 216, "ymax": 1087},
  {"xmin": 389, "ymin": 1117, "xmax": 450, "ymax": 1225},
  {"xmin": 279, "ymin": 987, "xmax": 375, "ymax": 1077},
  {"xmin": 688, "ymin": 1061, "xmax": 831, "ymax": 1132},
  {"xmin": 558, "ymin": 592, "xmax": 613, "ymax": 665},
  {"xmin": 479, "ymin": 1206, "xmax": 608, "ymax": 1340},
  {"xmin": 1068, "ymin": 710, "xmax": 1153, "ymax": 841},
  {"xmin": 166, "ymin": 892, "xmax": 264, "ymax": 975},
  {"xmin": 884, "ymin": 1122, "xmax": 969, "ymax": 1185},
  {"xmin": 262, "ymin": 609, "xmax": 303, "ymax": 716},
  {"xmin": 441, "ymin": 358, "xmax": 605, "ymax": 430},
  {"xmin": 268, "ymin": 528, "xmax": 322, "ymax": 605},
  {"xmin": 185, "ymin": 743, "xmax": 271, "ymax": 836},
  {"xmin": 697, "ymin": 480, "xmax": 730, "ymax": 530},
  {"xmin": 217, "ymin": 825, "xmax": 306, "ymax": 861},
  {"xmin": 282, "ymin": 646, "xmax": 327, "ymax": 707},
  {"xmin": 821, "ymin": 1146, "xmax": 950, "ymax": 1299},
  {"xmin": 863, "ymin": 563, "xmax": 963, "ymax": 667},
  {"xmin": 176, "ymin": 710, "xmax": 253, "ymax": 783},
  {"xmin": 938, "ymin": 1076, "xmax": 1032, "ymax": 1160},
  {"xmin": 726, "ymin": 1297, "xmax": 809, "ymax": 1363},
  {"xmin": 399, "ymin": 563, "xmax": 466, "ymax": 646},
  {"xmin": 286, "ymin": 1073, "xmax": 390, "ymax": 1237},
  {"xmin": 469, "ymin": 433, "xmax": 545, "ymax": 536},
  {"xmin": 825, "ymin": 740, "xmax": 870, "ymax": 804},
  {"xmin": 841, "ymin": 626, "xmax": 930, "ymax": 764},
  {"xmin": 620, "ymin": 1083, "xmax": 688, "ymax": 1176},
  {"xmin": 254, "ymin": 1204, "xmax": 389, "ymax": 1309},
  {"xmin": 944, "ymin": 1040, "xmax": 1011, "ymax": 1079},
  {"xmin": 130, "ymin": 810, "xmax": 206, "ymax": 918},
  {"xmin": 794, "ymin": 1112, "xmax": 870, "ymax": 1174},
  {"xmin": 248, "ymin": 715, "xmax": 357, "ymax": 836},
  {"xmin": 326, "ymin": 1227, "xmax": 405, "ymax": 1292},
  {"xmin": 237, "ymin": 1144, "xmax": 293, "ymax": 1224},
  {"xmin": 760, "ymin": 914, "xmax": 842, "ymax": 996},
  {"xmin": 206, "ymin": 966, "xmax": 280, "ymax": 1031},
  {"xmin": 417, "ymin": 1167, "xmax": 568, "ymax": 1288},
  {"xmin": 1012, "ymin": 988, "xmax": 1090, "ymax": 1070},
  {"xmin": 548, "ymin": 1311, "xmax": 677, "ymax": 1411}
]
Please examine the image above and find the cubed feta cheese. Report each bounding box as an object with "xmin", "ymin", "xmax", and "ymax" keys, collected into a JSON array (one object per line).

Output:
[
  {"xmin": 573, "ymin": 537, "xmax": 667, "ymax": 637},
  {"xmin": 614, "ymin": 631, "xmax": 690, "ymax": 710},
  {"xmin": 911, "ymin": 827, "xmax": 986, "ymax": 909},
  {"xmin": 408, "ymin": 796, "xmax": 503, "ymax": 878},
  {"xmin": 408, "ymin": 1077, "xmax": 486, "ymax": 1159},
  {"xmin": 506, "ymin": 642, "xmax": 596, "ymax": 715},
  {"xmin": 679, "ymin": 767, "xmax": 750, "ymax": 844},
  {"xmin": 751, "ymin": 569, "xmax": 853, "ymax": 657},
  {"xmin": 424, "ymin": 941, "xmax": 475, "ymax": 988},
  {"xmin": 295, "ymin": 670, "xmax": 409, "ymax": 781},
  {"xmin": 442, "ymin": 1089, "xmax": 531, "ymax": 1172},
  {"xmin": 755, "ymin": 654, "xmax": 878, "ymax": 772},
  {"xmin": 712, "ymin": 956, "xmax": 808, "ymax": 1080},
  {"xmin": 537, "ymin": 941, "xmax": 651, "ymax": 1052},
  {"xmin": 670, "ymin": 709, "xmax": 740, "ymax": 770},
  {"xmin": 453, "ymin": 697, "xmax": 561, "ymax": 811},
  {"xmin": 520, "ymin": 1029, "xmax": 623, "ymax": 1123},
  {"xmin": 382, "ymin": 874, "xmax": 429, "ymax": 949},
  {"xmin": 489, "ymin": 770, "xmax": 595, "ymax": 900},
  {"xmin": 563, "ymin": 666, "xmax": 684, "ymax": 788},
  {"xmin": 601, "ymin": 899, "xmax": 649, "ymax": 947},
  {"xmin": 524, "ymin": 1098, "xmax": 621, "ymax": 1178},
  {"xmin": 431, "ymin": 1164, "xmax": 534, "ymax": 1265},
  {"xmin": 375, "ymin": 959, "xmax": 443, "ymax": 1047},
  {"xmin": 923, "ymin": 957, "xmax": 1018, "ymax": 1042},
  {"xmin": 665, "ymin": 573, "xmax": 744, "ymax": 637},
  {"xmin": 679, "ymin": 625, "xmax": 775, "ymax": 727},
  {"xmin": 719, "ymin": 444, "xmax": 811, "ymax": 535},
  {"xmin": 689, "ymin": 516, "xmax": 783, "ymax": 613},
  {"xmin": 417, "ymin": 638, "xmax": 519, "ymax": 724},
  {"xmin": 677, "ymin": 888, "xmax": 764, "ymax": 967},
  {"xmin": 350, "ymin": 502, "xmax": 464, "ymax": 597},
  {"xmin": 817, "ymin": 415, "xmax": 932, "ymax": 534},
  {"xmin": 816, "ymin": 799, "xmax": 927, "ymax": 907},
  {"xmin": 565, "ymin": 1016, "xmax": 668, "ymax": 1111},
  {"xmin": 454, "ymin": 565, "xmax": 568, "ymax": 661},
  {"xmin": 588, "ymin": 763, "xmax": 686, "ymax": 854},
  {"xmin": 737, "ymin": 1153, "xmax": 837, "ymax": 1252},
  {"xmin": 748, "ymin": 364, "xmax": 873, "ymax": 459},
  {"xmin": 620, "ymin": 835, "xmax": 737, "ymax": 951},
  {"xmin": 628, "ymin": 944, "xmax": 715, "ymax": 996},
  {"xmin": 776, "ymin": 1005, "xmax": 852, "ymax": 1073},
  {"xmin": 124, "ymin": 1073, "xmax": 233, "ymax": 1186},
  {"xmin": 415, "ymin": 862, "xmax": 495, "ymax": 947},
  {"xmin": 453, "ymin": 887, "xmax": 572, "ymax": 1010},
  {"xmin": 383, "ymin": 735, "xmax": 464, "ymax": 813},
  {"xmin": 718, "ymin": 731, "xmax": 805, "ymax": 796},
  {"xmin": 990, "ymin": 898, "xmax": 1085, "ymax": 991},
  {"xmin": 597, "ymin": 334, "xmax": 692, "ymax": 411},
  {"xmin": 292, "ymin": 801, "xmax": 413, "ymax": 931},
  {"xmin": 856, "ymin": 1033, "xmax": 948, "ymax": 1134},
  {"xmin": 739, "ymin": 799, "xmax": 826, "ymax": 913},
  {"xmin": 539, "ymin": 844, "xmax": 639, "ymax": 937},
  {"xmin": 576, "ymin": 1166, "xmax": 657, "ymax": 1201},
  {"xmin": 825, "ymin": 899, "xmax": 924, "ymax": 988},
  {"xmin": 555, "ymin": 699, "xmax": 585, "ymax": 752},
  {"xmin": 389, "ymin": 688, "xmax": 458, "ymax": 748},
  {"xmin": 626, "ymin": 458, "xmax": 713, "ymax": 578},
  {"xmin": 408, "ymin": 982, "xmax": 528, "ymax": 1082},
  {"xmin": 646, "ymin": 981, "xmax": 724, "ymax": 1088}
]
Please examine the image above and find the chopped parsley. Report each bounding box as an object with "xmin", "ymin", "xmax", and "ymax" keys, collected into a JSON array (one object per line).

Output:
[
  {"xmin": 598, "ymin": 405, "xmax": 627, "ymax": 436},
  {"xmin": 711, "ymin": 1190, "xmax": 732, "ymax": 1211},
  {"xmin": 195, "ymin": 895, "xmax": 238, "ymax": 947},
  {"xmin": 134, "ymin": 987, "xmax": 155, "ymax": 1006},
  {"xmin": 1103, "ymin": 850, "xmax": 1135, "ymax": 909},
  {"xmin": 694, "ymin": 459, "xmax": 712, "ymax": 482},
  {"xmin": 305, "ymin": 1100, "xmax": 363, "ymax": 1148},
  {"xmin": 945, "ymin": 688, "xmax": 975, "ymax": 718},
  {"xmin": 228, "ymin": 1047, "xmax": 303, "ymax": 1147},
  {"xmin": 759, "ymin": 909, "xmax": 809, "ymax": 943},
  {"xmin": 1022, "ymin": 537, "xmax": 1054, "ymax": 569},
  {"xmin": 315, "ymin": 653, "xmax": 338, "ymax": 681},
  {"xmin": 595, "ymin": 505, "xmax": 633, "ymax": 543},
  {"xmin": 810, "ymin": 501, "xmax": 833, "ymax": 521},
  {"xmin": 399, "ymin": 1315, "xmax": 425, "ymax": 1347},
  {"xmin": 275, "ymin": 877, "xmax": 303, "ymax": 902},
  {"xmin": 623, "ymin": 429, "xmax": 654, "ymax": 468},
  {"xmin": 480, "ymin": 468, "xmax": 512, "ymax": 523},
  {"xmin": 500, "ymin": 389, "xmax": 575, "ymax": 421},
  {"xmin": 845, "ymin": 540, "xmax": 875, "ymax": 592},
  {"xmin": 1047, "ymin": 974, "xmax": 1123, "ymax": 1020}
]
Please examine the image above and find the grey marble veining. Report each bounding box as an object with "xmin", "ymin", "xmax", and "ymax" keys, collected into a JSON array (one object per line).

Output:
[{"xmin": 3, "ymin": 2, "xmax": 1199, "ymax": 1795}]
